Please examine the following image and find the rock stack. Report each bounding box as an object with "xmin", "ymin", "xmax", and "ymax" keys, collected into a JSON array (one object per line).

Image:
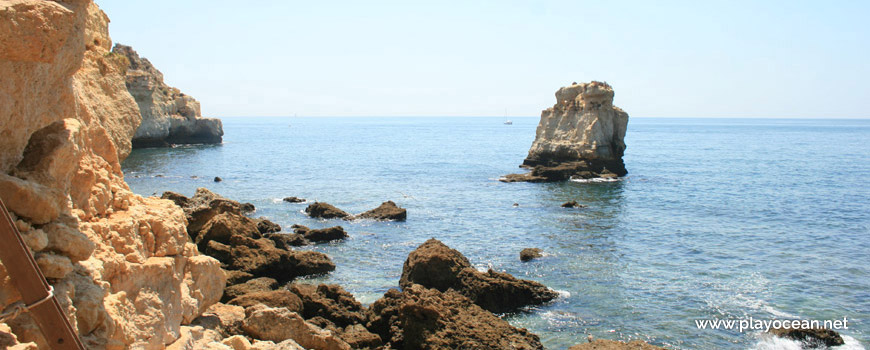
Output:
[{"xmin": 503, "ymin": 81, "xmax": 629, "ymax": 182}]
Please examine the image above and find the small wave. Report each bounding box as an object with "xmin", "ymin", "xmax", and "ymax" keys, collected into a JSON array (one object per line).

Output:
[
  {"xmin": 569, "ymin": 177, "xmax": 621, "ymax": 183},
  {"xmin": 752, "ymin": 333, "xmax": 865, "ymax": 350},
  {"xmin": 555, "ymin": 289, "xmax": 571, "ymax": 298}
]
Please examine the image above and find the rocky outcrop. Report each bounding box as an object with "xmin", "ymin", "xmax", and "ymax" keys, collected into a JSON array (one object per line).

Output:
[
  {"xmin": 366, "ymin": 284, "xmax": 544, "ymax": 350},
  {"xmin": 111, "ymin": 44, "xmax": 223, "ymax": 148},
  {"xmin": 304, "ymin": 202, "xmax": 351, "ymax": 219},
  {"xmin": 568, "ymin": 339, "xmax": 666, "ymax": 350},
  {"xmin": 356, "ymin": 201, "xmax": 407, "ymax": 221},
  {"xmin": 520, "ymin": 248, "xmax": 543, "ymax": 262},
  {"xmin": 503, "ymin": 81, "xmax": 629, "ymax": 182},
  {"xmin": 400, "ymin": 239, "xmax": 558, "ymax": 313},
  {"xmin": 768, "ymin": 327, "xmax": 844, "ymax": 348},
  {"xmin": 242, "ymin": 305, "xmax": 350, "ymax": 350},
  {"xmin": 293, "ymin": 225, "xmax": 348, "ymax": 243},
  {"xmin": 0, "ymin": 1, "xmax": 224, "ymax": 348}
]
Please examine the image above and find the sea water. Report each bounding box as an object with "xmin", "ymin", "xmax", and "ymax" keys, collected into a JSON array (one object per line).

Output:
[{"xmin": 122, "ymin": 117, "xmax": 869, "ymax": 349}]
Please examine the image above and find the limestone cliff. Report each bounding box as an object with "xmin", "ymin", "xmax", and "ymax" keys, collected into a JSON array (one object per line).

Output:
[
  {"xmin": 0, "ymin": 1, "xmax": 224, "ymax": 349},
  {"xmin": 111, "ymin": 44, "xmax": 223, "ymax": 148},
  {"xmin": 503, "ymin": 81, "xmax": 629, "ymax": 182}
]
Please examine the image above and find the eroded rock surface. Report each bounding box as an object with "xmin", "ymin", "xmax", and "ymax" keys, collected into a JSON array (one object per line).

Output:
[
  {"xmin": 568, "ymin": 339, "xmax": 666, "ymax": 350},
  {"xmin": 504, "ymin": 81, "xmax": 629, "ymax": 182},
  {"xmin": 112, "ymin": 44, "xmax": 223, "ymax": 148},
  {"xmin": 355, "ymin": 201, "xmax": 407, "ymax": 221},
  {"xmin": 768, "ymin": 327, "xmax": 844, "ymax": 348},
  {"xmin": 400, "ymin": 239, "xmax": 558, "ymax": 313}
]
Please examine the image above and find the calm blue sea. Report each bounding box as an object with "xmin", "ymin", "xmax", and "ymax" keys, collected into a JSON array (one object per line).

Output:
[{"xmin": 122, "ymin": 117, "xmax": 869, "ymax": 350}]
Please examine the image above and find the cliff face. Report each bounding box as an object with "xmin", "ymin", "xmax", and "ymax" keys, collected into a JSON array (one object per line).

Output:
[
  {"xmin": 503, "ymin": 82, "xmax": 629, "ymax": 182},
  {"xmin": 111, "ymin": 44, "xmax": 223, "ymax": 148},
  {"xmin": 0, "ymin": 1, "xmax": 224, "ymax": 348}
]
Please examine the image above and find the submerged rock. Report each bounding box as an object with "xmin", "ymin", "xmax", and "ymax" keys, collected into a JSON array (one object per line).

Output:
[
  {"xmin": 366, "ymin": 284, "xmax": 544, "ymax": 350},
  {"xmin": 568, "ymin": 339, "xmax": 666, "ymax": 350},
  {"xmin": 355, "ymin": 201, "xmax": 407, "ymax": 221},
  {"xmin": 504, "ymin": 81, "xmax": 629, "ymax": 182},
  {"xmin": 305, "ymin": 202, "xmax": 351, "ymax": 219},
  {"xmin": 520, "ymin": 248, "xmax": 543, "ymax": 262},
  {"xmin": 112, "ymin": 44, "xmax": 223, "ymax": 147},
  {"xmin": 283, "ymin": 197, "xmax": 306, "ymax": 203},
  {"xmin": 400, "ymin": 239, "xmax": 558, "ymax": 313},
  {"xmin": 303, "ymin": 226, "xmax": 348, "ymax": 243},
  {"xmin": 768, "ymin": 327, "xmax": 844, "ymax": 348},
  {"xmin": 561, "ymin": 200, "xmax": 587, "ymax": 208}
]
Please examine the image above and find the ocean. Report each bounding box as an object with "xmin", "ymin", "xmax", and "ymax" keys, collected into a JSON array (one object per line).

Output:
[{"xmin": 122, "ymin": 117, "xmax": 869, "ymax": 349}]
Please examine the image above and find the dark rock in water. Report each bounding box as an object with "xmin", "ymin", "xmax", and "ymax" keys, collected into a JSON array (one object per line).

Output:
[
  {"xmin": 356, "ymin": 201, "xmax": 407, "ymax": 221},
  {"xmin": 768, "ymin": 327, "xmax": 845, "ymax": 348},
  {"xmin": 303, "ymin": 226, "xmax": 348, "ymax": 243},
  {"xmin": 520, "ymin": 248, "xmax": 543, "ymax": 262},
  {"xmin": 305, "ymin": 202, "xmax": 351, "ymax": 219},
  {"xmin": 283, "ymin": 196, "xmax": 306, "ymax": 203},
  {"xmin": 366, "ymin": 284, "xmax": 543, "ymax": 350},
  {"xmin": 227, "ymin": 235, "xmax": 335, "ymax": 282},
  {"xmin": 224, "ymin": 269, "xmax": 254, "ymax": 286},
  {"xmin": 502, "ymin": 160, "xmax": 624, "ymax": 183},
  {"xmin": 291, "ymin": 224, "xmax": 310, "ymax": 234},
  {"xmin": 561, "ymin": 200, "xmax": 587, "ymax": 208},
  {"xmin": 161, "ymin": 191, "xmax": 190, "ymax": 207},
  {"xmin": 400, "ymin": 239, "xmax": 558, "ymax": 313},
  {"xmin": 196, "ymin": 212, "xmax": 261, "ymax": 249},
  {"xmin": 265, "ymin": 232, "xmax": 309, "ymax": 248},
  {"xmin": 289, "ymin": 283, "xmax": 366, "ymax": 328},
  {"xmin": 214, "ymin": 176, "xmax": 222, "ymax": 182},
  {"xmin": 228, "ymin": 290, "xmax": 303, "ymax": 313},
  {"xmin": 256, "ymin": 218, "xmax": 281, "ymax": 234},
  {"xmin": 568, "ymin": 339, "xmax": 665, "ymax": 350},
  {"xmin": 240, "ymin": 202, "xmax": 255, "ymax": 213},
  {"xmin": 222, "ymin": 277, "xmax": 278, "ymax": 302}
]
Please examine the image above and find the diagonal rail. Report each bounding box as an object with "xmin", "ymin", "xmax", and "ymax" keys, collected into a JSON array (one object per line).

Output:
[{"xmin": 0, "ymin": 198, "xmax": 84, "ymax": 350}]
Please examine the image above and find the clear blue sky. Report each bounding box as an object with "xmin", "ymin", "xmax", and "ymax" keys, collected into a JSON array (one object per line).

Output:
[{"xmin": 99, "ymin": 0, "xmax": 869, "ymax": 118}]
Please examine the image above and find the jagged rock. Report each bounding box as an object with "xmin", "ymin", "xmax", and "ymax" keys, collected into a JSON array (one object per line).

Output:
[
  {"xmin": 400, "ymin": 239, "xmax": 558, "ymax": 313},
  {"xmin": 303, "ymin": 226, "xmax": 348, "ymax": 243},
  {"xmin": 34, "ymin": 252, "xmax": 73, "ymax": 279},
  {"xmin": 242, "ymin": 305, "xmax": 351, "ymax": 350},
  {"xmin": 355, "ymin": 201, "xmax": 407, "ymax": 221},
  {"xmin": 366, "ymin": 284, "xmax": 543, "ymax": 350},
  {"xmin": 229, "ymin": 290, "xmax": 304, "ymax": 314},
  {"xmin": 283, "ymin": 197, "xmax": 305, "ymax": 203},
  {"xmin": 222, "ymin": 336, "xmax": 305, "ymax": 350},
  {"xmin": 241, "ymin": 202, "xmax": 256, "ymax": 214},
  {"xmin": 192, "ymin": 303, "xmax": 246, "ymax": 338},
  {"xmin": 768, "ymin": 327, "xmax": 844, "ymax": 348},
  {"xmin": 305, "ymin": 202, "xmax": 351, "ymax": 219},
  {"xmin": 1, "ymin": 2, "xmax": 224, "ymax": 347},
  {"xmin": 165, "ymin": 326, "xmax": 226, "ymax": 350},
  {"xmin": 205, "ymin": 241, "xmax": 233, "ymax": 265},
  {"xmin": 504, "ymin": 82, "xmax": 629, "ymax": 182},
  {"xmin": 169, "ymin": 188, "xmax": 246, "ymax": 235},
  {"xmin": 223, "ymin": 277, "xmax": 279, "ymax": 303},
  {"xmin": 568, "ymin": 339, "xmax": 666, "ymax": 350},
  {"xmin": 214, "ymin": 176, "xmax": 223, "ymax": 182},
  {"xmin": 520, "ymin": 248, "xmax": 543, "ymax": 262},
  {"xmin": 112, "ymin": 44, "xmax": 223, "ymax": 147},
  {"xmin": 197, "ymin": 212, "xmax": 262, "ymax": 248},
  {"xmin": 289, "ymin": 284, "xmax": 366, "ymax": 327},
  {"xmin": 337, "ymin": 324, "xmax": 382, "ymax": 349},
  {"xmin": 227, "ymin": 235, "xmax": 335, "ymax": 282},
  {"xmin": 257, "ymin": 219, "xmax": 281, "ymax": 234},
  {"xmin": 265, "ymin": 233, "xmax": 309, "ymax": 249},
  {"xmin": 162, "ymin": 191, "xmax": 190, "ymax": 207}
]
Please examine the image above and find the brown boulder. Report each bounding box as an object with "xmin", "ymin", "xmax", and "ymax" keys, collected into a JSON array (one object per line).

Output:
[
  {"xmin": 305, "ymin": 202, "xmax": 351, "ymax": 219},
  {"xmin": 242, "ymin": 305, "xmax": 351, "ymax": 350},
  {"xmin": 366, "ymin": 284, "xmax": 543, "ymax": 350},
  {"xmin": 228, "ymin": 235, "xmax": 335, "ymax": 282},
  {"xmin": 283, "ymin": 197, "xmax": 306, "ymax": 203},
  {"xmin": 520, "ymin": 248, "xmax": 543, "ymax": 262},
  {"xmin": 303, "ymin": 226, "xmax": 348, "ymax": 243},
  {"xmin": 400, "ymin": 239, "xmax": 558, "ymax": 313},
  {"xmin": 197, "ymin": 212, "xmax": 261, "ymax": 248},
  {"xmin": 224, "ymin": 269, "xmax": 255, "ymax": 286},
  {"xmin": 161, "ymin": 191, "xmax": 190, "ymax": 207},
  {"xmin": 222, "ymin": 277, "xmax": 279, "ymax": 302},
  {"xmin": 768, "ymin": 327, "xmax": 844, "ymax": 348},
  {"xmin": 561, "ymin": 200, "xmax": 587, "ymax": 208},
  {"xmin": 257, "ymin": 218, "xmax": 281, "ymax": 234},
  {"xmin": 228, "ymin": 290, "xmax": 304, "ymax": 313},
  {"xmin": 568, "ymin": 339, "xmax": 666, "ymax": 350},
  {"xmin": 265, "ymin": 232, "xmax": 309, "ymax": 249},
  {"xmin": 289, "ymin": 284, "xmax": 366, "ymax": 327},
  {"xmin": 356, "ymin": 201, "xmax": 407, "ymax": 221}
]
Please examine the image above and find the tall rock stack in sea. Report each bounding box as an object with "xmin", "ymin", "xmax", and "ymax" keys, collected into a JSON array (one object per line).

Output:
[
  {"xmin": 503, "ymin": 81, "xmax": 629, "ymax": 182},
  {"xmin": 111, "ymin": 44, "xmax": 224, "ymax": 148}
]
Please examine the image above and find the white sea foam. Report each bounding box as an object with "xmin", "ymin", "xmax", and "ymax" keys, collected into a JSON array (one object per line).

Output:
[
  {"xmin": 752, "ymin": 333, "xmax": 866, "ymax": 350},
  {"xmin": 555, "ymin": 289, "xmax": 571, "ymax": 298},
  {"xmin": 569, "ymin": 177, "xmax": 621, "ymax": 183}
]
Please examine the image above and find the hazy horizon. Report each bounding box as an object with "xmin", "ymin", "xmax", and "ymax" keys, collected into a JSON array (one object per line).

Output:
[{"xmin": 100, "ymin": 1, "xmax": 869, "ymax": 119}]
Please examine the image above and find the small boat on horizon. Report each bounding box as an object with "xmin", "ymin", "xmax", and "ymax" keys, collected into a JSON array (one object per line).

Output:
[{"xmin": 504, "ymin": 120, "xmax": 513, "ymax": 125}]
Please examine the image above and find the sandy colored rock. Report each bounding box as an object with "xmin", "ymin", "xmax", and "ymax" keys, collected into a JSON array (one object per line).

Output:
[
  {"xmin": 505, "ymin": 82, "xmax": 629, "ymax": 182},
  {"xmin": 355, "ymin": 201, "xmax": 407, "ymax": 221},
  {"xmin": 366, "ymin": 284, "xmax": 543, "ymax": 350},
  {"xmin": 34, "ymin": 252, "xmax": 73, "ymax": 279},
  {"xmin": 112, "ymin": 44, "xmax": 223, "ymax": 147},
  {"xmin": 400, "ymin": 239, "xmax": 558, "ymax": 313},
  {"xmin": 242, "ymin": 305, "xmax": 350, "ymax": 350},
  {"xmin": 568, "ymin": 339, "xmax": 666, "ymax": 350},
  {"xmin": 229, "ymin": 290, "xmax": 303, "ymax": 313},
  {"xmin": 192, "ymin": 302, "xmax": 245, "ymax": 338}
]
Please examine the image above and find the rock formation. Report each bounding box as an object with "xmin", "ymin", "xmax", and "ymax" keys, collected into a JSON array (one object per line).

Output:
[
  {"xmin": 503, "ymin": 81, "xmax": 629, "ymax": 182},
  {"xmin": 768, "ymin": 327, "xmax": 844, "ymax": 348},
  {"xmin": 111, "ymin": 44, "xmax": 223, "ymax": 148},
  {"xmin": 568, "ymin": 338, "xmax": 666, "ymax": 350},
  {"xmin": 0, "ymin": 1, "xmax": 224, "ymax": 348}
]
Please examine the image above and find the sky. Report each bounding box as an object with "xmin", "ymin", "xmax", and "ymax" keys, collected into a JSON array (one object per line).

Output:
[{"xmin": 98, "ymin": 1, "xmax": 870, "ymax": 118}]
